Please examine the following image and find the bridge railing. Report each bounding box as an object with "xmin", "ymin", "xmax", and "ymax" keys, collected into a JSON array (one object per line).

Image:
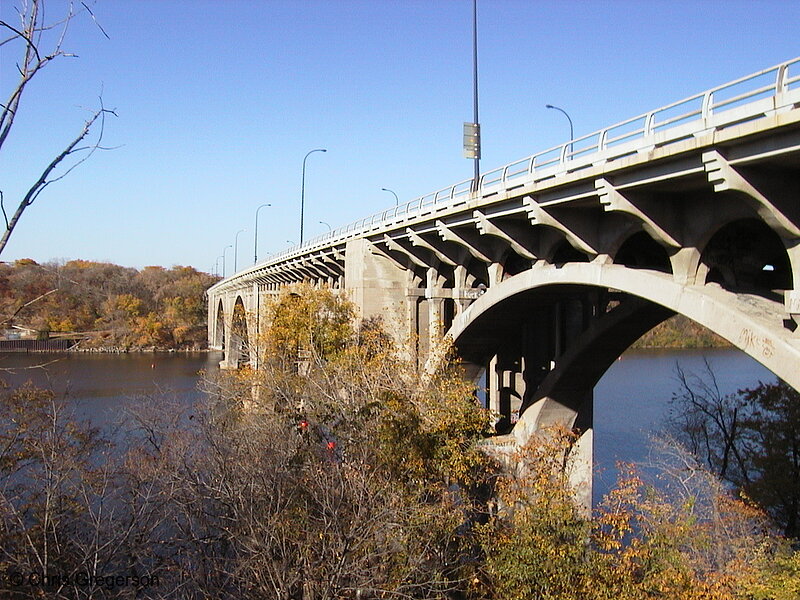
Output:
[{"xmin": 221, "ymin": 57, "xmax": 800, "ymax": 287}]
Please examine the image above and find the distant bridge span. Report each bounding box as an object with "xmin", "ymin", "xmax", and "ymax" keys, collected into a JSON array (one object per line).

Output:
[{"xmin": 209, "ymin": 58, "xmax": 800, "ymax": 496}]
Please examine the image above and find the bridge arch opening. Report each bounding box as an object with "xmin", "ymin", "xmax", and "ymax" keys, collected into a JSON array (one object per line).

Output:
[
  {"xmin": 614, "ymin": 231, "xmax": 672, "ymax": 273},
  {"xmin": 502, "ymin": 250, "xmax": 532, "ymax": 280},
  {"xmin": 465, "ymin": 257, "xmax": 489, "ymax": 289},
  {"xmin": 215, "ymin": 300, "xmax": 225, "ymax": 350},
  {"xmin": 551, "ymin": 240, "xmax": 590, "ymax": 266},
  {"xmin": 699, "ymin": 218, "xmax": 791, "ymax": 294},
  {"xmin": 440, "ymin": 265, "xmax": 455, "ymax": 289},
  {"xmin": 231, "ymin": 296, "xmax": 250, "ymax": 368},
  {"xmin": 442, "ymin": 298, "xmax": 456, "ymax": 332}
]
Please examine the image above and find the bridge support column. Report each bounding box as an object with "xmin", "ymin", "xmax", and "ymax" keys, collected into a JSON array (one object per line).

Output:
[
  {"xmin": 405, "ymin": 294, "xmax": 418, "ymax": 362},
  {"xmin": 784, "ymin": 240, "xmax": 800, "ymax": 331},
  {"xmin": 415, "ymin": 296, "xmax": 430, "ymax": 365},
  {"xmin": 571, "ymin": 399, "xmax": 593, "ymax": 515},
  {"xmin": 251, "ymin": 282, "xmax": 261, "ymax": 370},
  {"xmin": 344, "ymin": 238, "xmax": 409, "ymax": 343},
  {"xmin": 427, "ymin": 296, "xmax": 443, "ymax": 351},
  {"xmin": 519, "ymin": 310, "xmax": 554, "ymax": 413},
  {"xmin": 479, "ymin": 295, "xmax": 602, "ymax": 511},
  {"xmin": 487, "ymin": 350, "xmax": 524, "ymax": 433}
]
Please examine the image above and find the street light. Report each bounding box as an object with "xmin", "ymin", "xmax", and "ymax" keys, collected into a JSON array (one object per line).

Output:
[
  {"xmin": 215, "ymin": 256, "xmax": 222, "ymax": 277},
  {"xmin": 234, "ymin": 229, "xmax": 246, "ymax": 273},
  {"xmin": 381, "ymin": 188, "xmax": 399, "ymax": 205},
  {"xmin": 300, "ymin": 148, "xmax": 327, "ymax": 244},
  {"xmin": 254, "ymin": 203, "xmax": 272, "ymax": 265},
  {"xmin": 471, "ymin": 0, "xmax": 480, "ymax": 188},
  {"xmin": 222, "ymin": 245, "xmax": 232, "ymax": 278},
  {"xmin": 545, "ymin": 104, "xmax": 574, "ymax": 157},
  {"xmin": 319, "ymin": 220, "xmax": 331, "ymax": 232}
]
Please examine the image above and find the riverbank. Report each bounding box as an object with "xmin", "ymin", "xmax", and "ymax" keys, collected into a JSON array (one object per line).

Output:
[
  {"xmin": 10, "ymin": 314, "xmax": 729, "ymax": 354},
  {"xmin": 0, "ymin": 260, "xmax": 218, "ymax": 352},
  {"xmin": 69, "ymin": 345, "xmax": 211, "ymax": 353},
  {"xmin": 0, "ymin": 339, "xmax": 211, "ymax": 354}
]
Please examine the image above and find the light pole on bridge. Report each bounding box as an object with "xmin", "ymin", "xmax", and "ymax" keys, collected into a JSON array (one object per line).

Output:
[
  {"xmin": 470, "ymin": 0, "xmax": 481, "ymax": 189},
  {"xmin": 234, "ymin": 229, "xmax": 246, "ymax": 273},
  {"xmin": 319, "ymin": 220, "xmax": 331, "ymax": 233},
  {"xmin": 254, "ymin": 203, "xmax": 272, "ymax": 265},
  {"xmin": 381, "ymin": 188, "xmax": 399, "ymax": 205},
  {"xmin": 300, "ymin": 148, "xmax": 327, "ymax": 245},
  {"xmin": 222, "ymin": 245, "xmax": 232, "ymax": 278},
  {"xmin": 546, "ymin": 104, "xmax": 574, "ymax": 157}
]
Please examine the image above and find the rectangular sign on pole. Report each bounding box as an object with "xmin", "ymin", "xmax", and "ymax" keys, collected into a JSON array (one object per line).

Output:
[{"xmin": 463, "ymin": 122, "xmax": 481, "ymax": 159}]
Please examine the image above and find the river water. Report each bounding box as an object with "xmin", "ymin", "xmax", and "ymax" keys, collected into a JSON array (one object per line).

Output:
[
  {"xmin": 0, "ymin": 348, "xmax": 776, "ymax": 501},
  {"xmin": 0, "ymin": 352, "xmax": 220, "ymax": 431}
]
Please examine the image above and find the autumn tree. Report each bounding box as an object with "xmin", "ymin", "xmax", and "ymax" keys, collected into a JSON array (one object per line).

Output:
[
  {"xmin": 739, "ymin": 382, "xmax": 800, "ymax": 537},
  {"xmin": 261, "ymin": 283, "xmax": 356, "ymax": 362},
  {"xmin": 125, "ymin": 284, "xmax": 495, "ymax": 598},
  {"xmin": 0, "ymin": 0, "xmax": 114, "ymax": 256},
  {"xmin": 478, "ymin": 425, "xmax": 798, "ymax": 600},
  {"xmin": 478, "ymin": 427, "xmax": 590, "ymax": 600}
]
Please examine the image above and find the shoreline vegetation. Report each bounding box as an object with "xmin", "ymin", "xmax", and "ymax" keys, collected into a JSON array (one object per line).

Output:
[{"xmin": 631, "ymin": 314, "xmax": 731, "ymax": 349}]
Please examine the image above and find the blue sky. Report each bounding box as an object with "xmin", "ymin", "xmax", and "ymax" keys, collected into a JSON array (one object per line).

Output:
[{"xmin": 1, "ymin": 0, "xmax": 799, "ymax": 274}]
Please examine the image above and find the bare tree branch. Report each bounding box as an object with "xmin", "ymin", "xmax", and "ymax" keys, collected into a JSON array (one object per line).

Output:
[
  {"xmin": 81, "ymin": 1, "xmax": 109, "ymax": 40},
  {"xmin": 0, "ymin": 191, "xmax": 7, "ymax": 230},
  {"xmin": 0, "ymin": 104, "xmax": 116, "ymax": 256},
  {"xmin": 0, "ymin": 0, "xmax": 113, "ymax": 257}
]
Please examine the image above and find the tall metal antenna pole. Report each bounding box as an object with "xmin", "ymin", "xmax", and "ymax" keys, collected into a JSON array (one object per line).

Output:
[{"xmin": 472, "ymin": 0, "xmax": 480, "ymax": 187}]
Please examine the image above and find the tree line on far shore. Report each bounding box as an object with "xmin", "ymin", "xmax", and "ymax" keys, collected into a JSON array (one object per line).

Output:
[
  {"xmin": 633, "ymin": 313, "xmax": 729, "ymax": 348},
  {"xmin": 1, "ymin": 257, "xmax": 730, "ymax": 352},
  {"xmin": 0, "ymin": 259, "xmax": 219, "ymax": 350}
]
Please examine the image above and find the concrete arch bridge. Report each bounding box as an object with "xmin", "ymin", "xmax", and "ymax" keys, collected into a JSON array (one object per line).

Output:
[{"xmin": 209, "ymin": 58, "xmax": 800, "ymax": 497}]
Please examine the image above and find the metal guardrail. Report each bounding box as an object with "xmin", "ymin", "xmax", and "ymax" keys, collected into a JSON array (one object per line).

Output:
[{"xmin": 216, "ymin": 56, "xmax": 800, "ymax": 290}]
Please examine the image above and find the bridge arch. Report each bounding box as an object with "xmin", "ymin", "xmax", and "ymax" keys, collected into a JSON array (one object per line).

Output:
[
  {"xmin": 464, "ymin": 256, "xmax": 490, "ymax": 288},
  {"xmin": 551, "ymin": 240, "xmax": 590, "ymax": 266},
  {"xmin": 449, "ymin": 262, "xmax": 800, "ymax": 445}
]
